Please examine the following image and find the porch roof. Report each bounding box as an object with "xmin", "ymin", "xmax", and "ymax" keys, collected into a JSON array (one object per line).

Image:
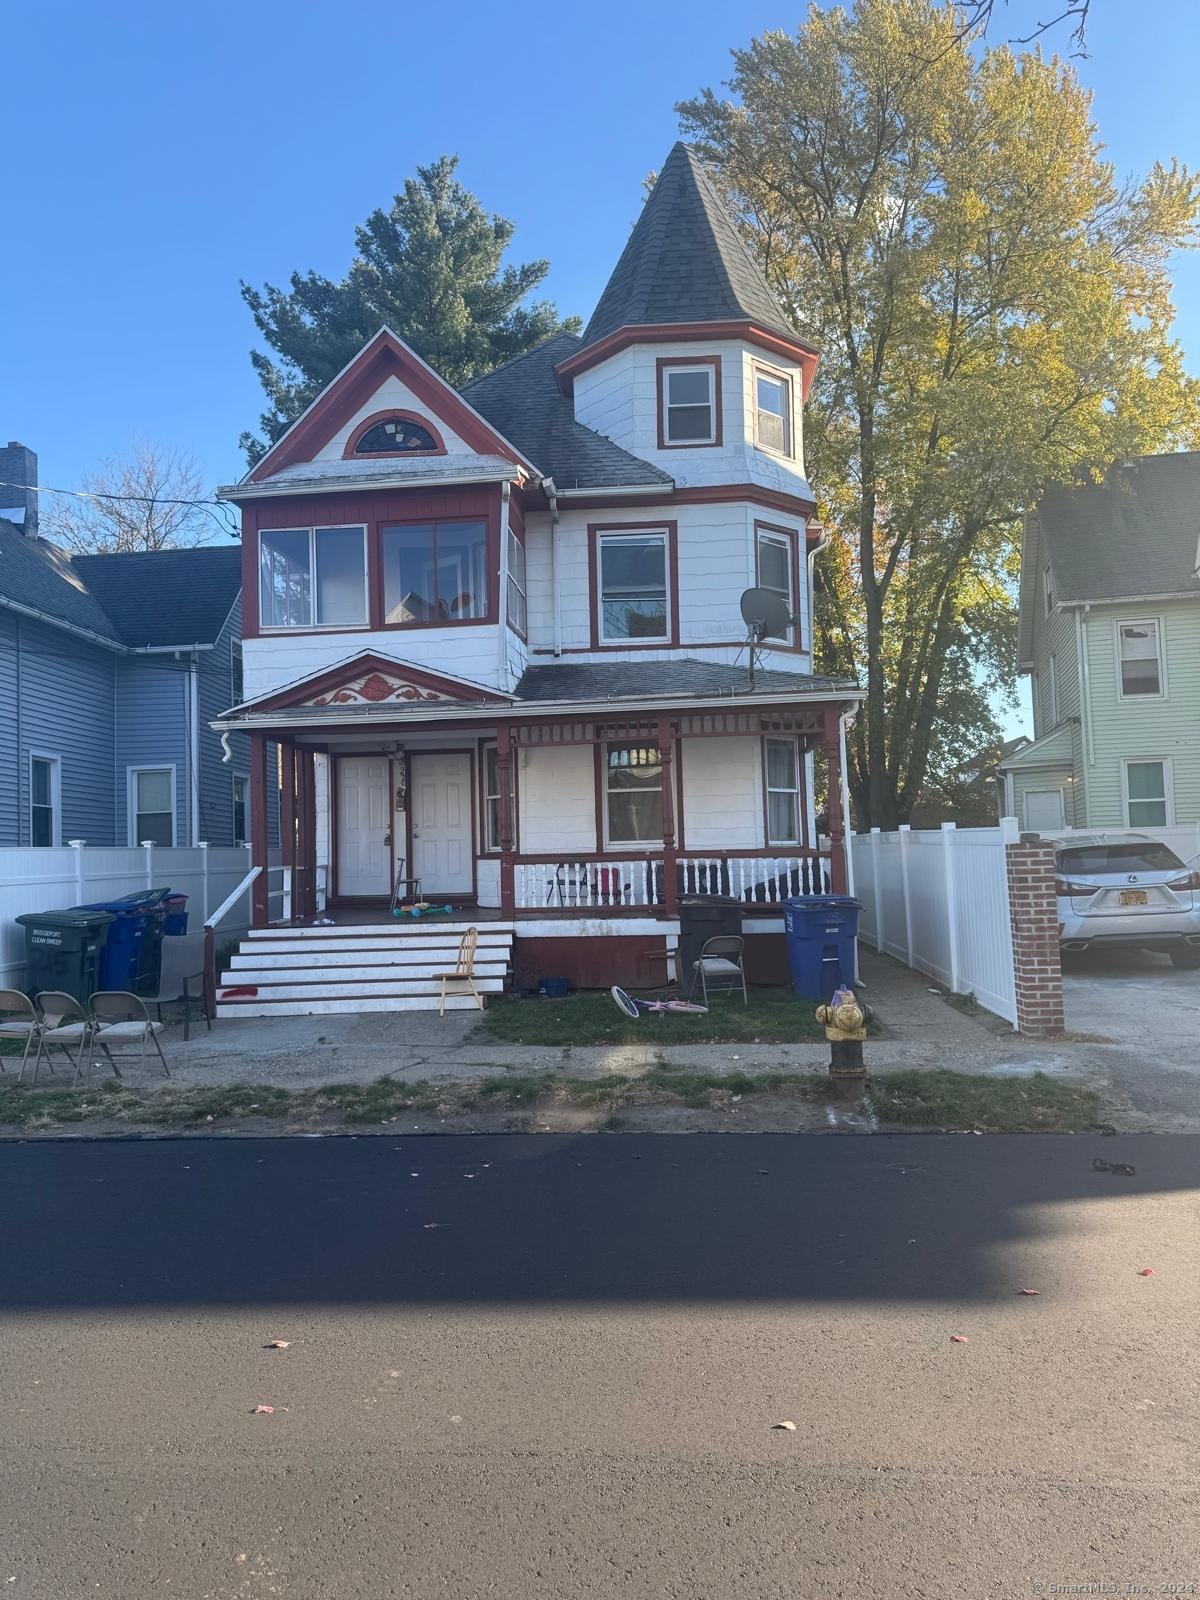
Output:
[{"xmin": 513, "ymin": 660, "xmax": 857, "ymax": 701}]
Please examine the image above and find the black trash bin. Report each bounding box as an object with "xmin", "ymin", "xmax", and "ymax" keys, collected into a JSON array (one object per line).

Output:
[
  {"xmin": 677, "ymin": 895, "xmax": 742, "ymax": 993},
  {"xmin": 15, "ymin": 909, "xmax": 114, "ymax": 1006}
]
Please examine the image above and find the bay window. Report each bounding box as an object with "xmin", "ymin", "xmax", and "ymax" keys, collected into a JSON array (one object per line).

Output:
[
  {"xmin": 258, "ymin": 526, "xmax": 367, "ymax": 628},
  {"xmin": 604, "ymin": 745, "xmax": 663, "ymax": 845},
  {"xmin": 381, "ymin": 519, "xmax": 488, "ymax": 624},
  {"xmin": 595, "ymin": 529, "xmax": 672, "ymax": 644},
  {"xmin": 659, "ymin": 359, "xmax": 719, "ymax": 445},
  {"xmin": 755, "ymin": 368, "xmax": 792, "ymax": 455},
  {"xmin": 756, "ymin": 525, "xmax": 798, "ymax": 645},
  {"xmin": 506, "ymin": 527, "xmax": 527, "ymax": 636},
  {"xmin": 765, "ymin": 738, "xmax": 803, "ymax": 845}
]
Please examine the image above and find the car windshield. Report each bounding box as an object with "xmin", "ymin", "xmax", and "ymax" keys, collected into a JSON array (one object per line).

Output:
[{"xmin": 1058, "ymin": 843, "xmax": 1184, "ymax": 876}]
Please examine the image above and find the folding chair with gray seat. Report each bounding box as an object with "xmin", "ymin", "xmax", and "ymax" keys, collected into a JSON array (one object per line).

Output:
[
  {"xmin": 35, "ymin": 991, "xmax": 105, "ymax": 1086},
  {"xmin": 686, "ymin": 935, "xmax": 748, "ymax": 1006},
  {"xmin": 142, "ymin": 932, "xmax": 211, "ymax": 1041},
  {"xmin": 434, "ymin": 927, "xmax": 483, "ymax": 1016},
  {"xmin": 89, "ymin": 991, "xmax": 170, "ymax": 1078},
  {"xmin": 0, "ymin": 989, "xmax": 46, "ymax": 1084}
]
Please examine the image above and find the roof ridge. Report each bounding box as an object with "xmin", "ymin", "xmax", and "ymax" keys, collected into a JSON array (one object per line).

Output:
[{"xmin": 459, "ymin": 330, "xmax": 582, "ymax": 394}]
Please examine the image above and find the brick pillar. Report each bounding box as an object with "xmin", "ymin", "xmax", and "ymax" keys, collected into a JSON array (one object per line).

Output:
[{"xmin": 1005, "ymin": 833, "xmax": 1065, "ymax": 1037}]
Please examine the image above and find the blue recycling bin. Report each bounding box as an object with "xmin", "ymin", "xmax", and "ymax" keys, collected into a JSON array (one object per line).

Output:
[
  {"xmin": 782, "ymin": 895, "xmax": 863, "ymax": 1000},
  {"xmin": 75, "ymin": 889, "xmax": 174, "ymax": 992}
]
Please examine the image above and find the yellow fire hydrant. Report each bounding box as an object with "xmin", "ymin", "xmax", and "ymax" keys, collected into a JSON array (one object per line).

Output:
[{"xmin": 815, "ymin": 986, "xmax": 868, "ymax": 1098}]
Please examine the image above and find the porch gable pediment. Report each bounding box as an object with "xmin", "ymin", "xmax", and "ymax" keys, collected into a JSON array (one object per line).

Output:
[{"xmin": 241, "ymin": 652, "xmax": 510, "ymax": 714}]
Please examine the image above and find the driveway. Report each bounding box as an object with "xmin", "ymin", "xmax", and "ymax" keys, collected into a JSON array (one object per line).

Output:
[{"xmin": 1063, "ymin": 945, "xmax": 1200, "ymax": 1044}]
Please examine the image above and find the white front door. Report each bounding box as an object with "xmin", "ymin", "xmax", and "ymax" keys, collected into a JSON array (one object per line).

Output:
[
  {"xmin": 1024, "ymin": 788, "xmax": 1065, "ymax": 831},
  {"xmin": 337, "ymin": 757, "xmax": 392, "ymax": 897},
  {"xmin": 411, "ymin": 752, "xmax": 474, "ymax": 896}
]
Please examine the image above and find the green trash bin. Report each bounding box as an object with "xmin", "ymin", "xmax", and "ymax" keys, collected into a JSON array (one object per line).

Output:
[{"xmin": 14, "ymin": 909, "xmax": 114, "ymax": 1006}]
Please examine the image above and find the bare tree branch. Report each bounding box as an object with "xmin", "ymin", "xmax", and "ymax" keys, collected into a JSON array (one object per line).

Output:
[{"xmin": 39, "ymin": 440, "xmax": 216, "ymax": 554}]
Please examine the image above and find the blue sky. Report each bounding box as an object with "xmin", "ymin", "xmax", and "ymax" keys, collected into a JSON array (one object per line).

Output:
[{"xmin": 4, "ymin": 1, "xmax": 1198, "ymax": 732}]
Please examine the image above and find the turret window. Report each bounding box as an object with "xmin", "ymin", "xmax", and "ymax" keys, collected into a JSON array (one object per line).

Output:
[
  {"xmin": 657, "ymin": 358, "xmax": 721, "ymax": 447},
  {"xmin": 754, "ymin": 367, "xmax": 792, "ymax": 456}
]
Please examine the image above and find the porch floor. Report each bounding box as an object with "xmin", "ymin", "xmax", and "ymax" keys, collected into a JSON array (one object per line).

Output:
[{"xmin": 273, "ymin": 903, "xmax": 514, "ymax": 927}]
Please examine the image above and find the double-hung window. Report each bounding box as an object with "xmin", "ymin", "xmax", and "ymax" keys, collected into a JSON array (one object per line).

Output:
[
  {"xmin": 604, "ymin": 745, "xmax": 663, "ymax": 845},
  {"xmin": 381, "ymin": 519, "xmax": 488, "ymax": 624},
  {"xmin": 1124, "ymin": 759, "xmax": 1171, "ymax": 827},
  {"xmin": 755, "ymin": 368, "xmax": 792, "ymax": 455},
  {"xmin": 259, "ymin": 526, "xmax": 367, "ymax": 628},
  {"xmin": 29, "ymin": 754, "xmax": 60, "ymax": 847},
  {"xmin": 595, "ymin": 530, "xmax": 671, "ymax": 644},
  {"xmin": 1043, "ymin": 563, "xmax": 1055, "ymax": 616},
  {"xmin": 506, "ymin": 528, "xmax": 527, "ymax": 636},
  {"xmin": 1118, "ymin": 620, "xmax": 1163, "ymax": 697},
  {"xmin": 756, "ymin": 525, "xmax": 797, "ymax": 645},
  {"xmin": 482, "ymin": 746, "xmax": 502, "ymax": 852},
  {"xmin": 129, "ymin": 767, "xmax": 175, "ymax": 846},
  {"xmin": 232, "ymin": 775, "xmax": 248, "ymax": 846},
  {"xmin": 765, "ymin": 738, "xmax": 802, "ymax": 845},
  {"xmin": 659, "ymin": 360, "xmax": 718, "ymax": 445}
]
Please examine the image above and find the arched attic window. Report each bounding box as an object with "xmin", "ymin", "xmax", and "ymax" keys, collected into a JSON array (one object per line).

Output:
[{"xmin": 345, "ymin": 411, "xmax": 444, "ymax": 458}]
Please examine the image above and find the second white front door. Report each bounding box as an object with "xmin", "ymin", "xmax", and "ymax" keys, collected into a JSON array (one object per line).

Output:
[
  {"xmin": 337, "ymin": 757, "xmax": 392, "ymax": 897},
  {"xmin": 411, "ymin": 752, "xmax": 474, "ymax": 896}
]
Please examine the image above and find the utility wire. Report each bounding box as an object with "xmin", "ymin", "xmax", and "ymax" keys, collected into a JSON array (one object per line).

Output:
[{"xmin": 0, "ymin": 478, "xmax": 240, "ymax": 540}]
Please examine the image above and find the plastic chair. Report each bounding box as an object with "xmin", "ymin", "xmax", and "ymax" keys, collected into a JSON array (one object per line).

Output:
[
  {"xmin": 434, "ymin": 928, "xmax": 483, "ymax": 1015},
  {"xmin": 142, "ymin": 932, "xmax": 210, "ymax": 1041},
  {"xmin": 35, "ymin": 991, "xmax": 104, "ymax": 1086},
  {"xmin": 686, "ymin": 935, "xmax": 748, "ymax": 1006},
  {"xmin": 89, "ymin": 991, "xmax": 170, "ymax": 1078},
  {"xmin": 0, "ymin": 989, "xmax": 46, "ymax": 1084}
]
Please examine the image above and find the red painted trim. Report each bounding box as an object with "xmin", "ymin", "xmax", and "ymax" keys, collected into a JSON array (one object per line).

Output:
[
  {"xmin": 754, "ymin": 519, "xmax": 804, "ymax": 653},
  {"xmin": 750, "ymin": 359, "xmax": 794, "ymax": 459},
  {"xmin": 557, "ymin": 484, "xmax": 818, "ymax": 519},
  {"xmin": 591, "ymin": 734, "xmax": 683, "ymax": 854},
  {"xmin": 246, "ymin": 651, "xmax": 500, "ymax": 714},
  {"xmin": 249, "ymin": 733, "xmax": 269, "ymax": 927},
  {"xmin": 505, "ymin": 496, "xmax": 528, "ymax": 644},
  {"xmin": 587, "ymin": 520, "xmax": 680, "ymax": 651},
  {"xmin": 655, "ymin": 355, "xmax": 722, "ymax": 450},
  {"xmin": 554, "ymin": 321, "xmax": 820, "ymax": 400},
  {"xmin": 373, "ymin": 497, "xmax": 501, "ymax": 633},
  {"xmin": 342, "ymin": 409, "xmax": 447, "ymax": 459},
  {"xmin": 248, "ymin": 330, "xmax": 531, "ymax": 483}
]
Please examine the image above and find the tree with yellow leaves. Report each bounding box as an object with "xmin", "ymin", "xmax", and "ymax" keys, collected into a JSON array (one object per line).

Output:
[{"xmin": 680, "ymin": 0, "xmax": 1200, "ymax": 827}]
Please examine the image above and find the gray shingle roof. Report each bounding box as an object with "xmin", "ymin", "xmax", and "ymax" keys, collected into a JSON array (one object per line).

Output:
[
  {"xmin": 71, "ymin": 546, "xmax": 242, "ymax": 648},
  {"xmin": 1039, "ymin": 453, "xmax": 1200, "ymax": 602},
  {"xmin": 461, "ymin": 334, "xmax": 673, "ymax": 490},
  {"xmin": 0, "ymin": 521, "xmax": 123, "ymax": 643},
  {"xmin": 580, "ymin": 144, "xmax": 796, "ymax": 350},
  {"xmin": 514, "ymin": 660, "xmax": 859, "ymax": 703}
]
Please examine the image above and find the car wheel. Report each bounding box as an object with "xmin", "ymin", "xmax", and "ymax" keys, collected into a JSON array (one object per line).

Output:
[{"xmin": 1169, "ymin": 947, "xmax": 1200, "ymax": 970}]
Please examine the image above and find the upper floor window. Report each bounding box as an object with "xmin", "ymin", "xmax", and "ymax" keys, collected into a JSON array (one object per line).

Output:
[
  {"xmin": 381, "ymin": 519, "xmax": 487, "ymax": 624},
  {"xmin": 259, "ymin": 526, "xmax": 367, "ymax": 629},
  {"xmin": 506, "ymin": 527, "xmax": 527, "ymax": 637},
  {"xmin": 658, "ymin": 358, "xmax": 720, "ymax": 447},
  {"xmin": 755, "ymin": 524, "xmax": 799, "ymax": 648},
  {"xmin": 594, "ymin": 528, "xmax": 673, "ymax": 645},
  {"xmin": 348, "ymin": 412, "xmax": 442, "ymax": 456},
  {"xmin": 1118, "ymin": 619, "xmax": 1163, "ymax": 697},
  {"xmin": 755, "ymin": 368, "xmax": 792, "ymax": 456}
]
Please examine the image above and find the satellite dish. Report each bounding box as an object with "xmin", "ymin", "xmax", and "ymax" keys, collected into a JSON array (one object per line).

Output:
[{"xmin": 740, "ymin": 586, "xmax": 793, "ymax": 640}]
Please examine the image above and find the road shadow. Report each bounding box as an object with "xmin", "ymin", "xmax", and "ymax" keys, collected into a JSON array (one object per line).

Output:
[{"xmin": 1, "ymin": 1132, "xmax": 1196, "ymax": 1313}]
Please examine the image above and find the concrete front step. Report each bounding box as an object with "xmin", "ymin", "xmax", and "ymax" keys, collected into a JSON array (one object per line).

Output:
[
  {"xmin": 221, "ymin": 961, "xmax": 511, "ymax": 986},
  {"xmin": 217, "ymin": 976, "xmax": 505, "ymax": 1003},
  {"xmin": 234, "ymin": 936, "xmax": 514, "ymax": 961},
  {"xmin": 247, "ymin": 920, "xmax": 515, "ymax": 939},
  {"xmin": 215, "ymin": 993, "xmax": 487, "ymax": 1018}
]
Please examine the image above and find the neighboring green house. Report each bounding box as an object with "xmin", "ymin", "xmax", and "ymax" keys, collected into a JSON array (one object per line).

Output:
[{"xmin": 1002, "ymin": 452, "xmax": 1200, "ymax": 832}]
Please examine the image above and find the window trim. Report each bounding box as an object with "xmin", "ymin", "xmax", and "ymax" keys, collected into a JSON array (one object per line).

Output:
[
  {"xmin": 375, "ymin": 513, "xmax": 495, "ymax": 632},
  {"xmin": 1116, "ymin": 615, "xmax": 1167, "ymax": 701},
  {"xmin": 1121, "ymin": 756, "xmax": 1174, "ymax": 828},
  {"xmin": 599, "ymin": 742, "xmax": 667, "ymax": 850},
  {"xmin": 342, "ymin": 409, "xmax": 447, "ymax": 459},
  {"xmin": 127, "ymin": 764, "xmax": 177, "ymax": 848},
  {"xmin": 762, "ymin": 736, "xmax": 805, "ymax": 847},
  {"xmin": 257, "ymin": 524, "xmax": 370, "ymax": 633},
  {"xmin": 231, "ymin": 773, "xmax": 249, "ymax": 847},
  {"xmin": 506, "ymin": 524, "xmax": 528, "ymax": 641},
  {"xmin": 1043, "ymin": 562, "xmax": 1055, "ymax": 617},
  {"xmin": 754, "ymin": 521, "xmax": 803, "ymax": 653},
  {"xmin": 752, "ymin": 361, "xmax": 794, "ymax": 458},
  {"xmin": 28, "ymin": 751, "xmax": 62, "ymax": 848},
  {"xmin": 230, "ymin": 639, "xmax": 244, "ymax": 708},
  {"xmin": 479, "ymin": 741, "xmax": 505, "ymax": 854},
  {"xmin": 587, "ymin": 522, "xmax": 679, "ymax": 650},
  {"xmin": 656, "ymin": 355, "xmax": 722, "ymax": 449}
]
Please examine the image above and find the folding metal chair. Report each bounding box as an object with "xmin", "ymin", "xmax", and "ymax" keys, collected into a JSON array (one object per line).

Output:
[
  {"xmin": 142, "ymin": 932, "xmax": 211, "ymax": 1041},
  {"xmin": 35, "ymin": 991, "xmax": 104, "ymax": 1086},
  {"xmin": 0, "ymin": 989, "xmax": 46, "ymax": 1084},
  {"xmin": 89, "ymin": 991, "xmax": 170, "ymax": 1078},
  {"xmin": 434, "ymin": 928, "xmax": 483, "ymax": 1015},
  {"xmin": 686, "ymin": 935, "xmax": 749, "ymax": 1006}
]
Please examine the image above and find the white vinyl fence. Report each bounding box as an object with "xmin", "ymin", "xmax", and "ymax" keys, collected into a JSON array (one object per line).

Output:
[
  {"xmin": 0, "ymin": 842, "xmax": 281, "ymax": 989},
  {"xmin": 852, "ymin": 821, "xmax": 1020, "ymax": 1025}
]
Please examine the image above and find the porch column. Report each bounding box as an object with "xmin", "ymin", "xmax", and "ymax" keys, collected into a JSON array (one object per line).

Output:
[
  {"xmin": 657, "ymin": 715, "xmax": 678, "ymax": 917},
  {"xmin": 279, "ymin": 742, "xmax": 297, "ymax": 919},
  {"xmin": 249, "ymin": 731, "xmax": 270, "ymax": 927},
  {"xmin": 822, "ymin": 709, "xmax": 848, "ymax": 894},
  {"xmin": 496, "ymin": 722, "xmax": 516, "ymax": 918},
  {"xmin": 294, "ymin": 747, "xmax": 317, "ymax": 921}
]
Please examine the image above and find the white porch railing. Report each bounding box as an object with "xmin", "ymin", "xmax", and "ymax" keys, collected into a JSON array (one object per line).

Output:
[{"xmin": 514, "ymin": 852, "xmax": 831, "ymax": 911}]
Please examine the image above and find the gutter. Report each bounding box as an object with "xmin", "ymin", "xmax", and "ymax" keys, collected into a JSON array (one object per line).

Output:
[
  {"xmin": 220, "ymin": 465, "xmax": 522, "ymax": 502},
  {"xmin": 807, "ymin": 527, "xmax": 830, "ymax": 641},
  {"xmin": 0, "ymin": 593, "xmax": 127, "ymax": 653},
  {"xmin": 556, "ymin": 483, "xmax": 671, "ymax": 500},
  {"xmin": 543, "ymin": 475, "xmax": 562, "ymax": 658},
  {"xmin": 188, "ymin": 651, "xmax": 201, "ymax": 847}
]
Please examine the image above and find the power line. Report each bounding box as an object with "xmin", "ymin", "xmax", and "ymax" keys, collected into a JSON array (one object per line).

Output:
[{"xmin": 0, "ymin": 478, "xmax": 240, "ymax": 541}]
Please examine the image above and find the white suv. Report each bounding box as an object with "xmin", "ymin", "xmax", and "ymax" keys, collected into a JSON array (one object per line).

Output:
[{"xmin": 1055, "ymin": 834, "xmax": 1200, "ymax": 968}]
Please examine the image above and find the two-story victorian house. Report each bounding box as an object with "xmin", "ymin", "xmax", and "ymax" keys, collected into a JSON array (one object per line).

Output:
[
  {"xmin": 213, "ymin": 144, "xmax": 862, "ymax": 1013},
  {"xmin": 1002, "ymin": 451, "xmax": 1200, "ymax": 833}
]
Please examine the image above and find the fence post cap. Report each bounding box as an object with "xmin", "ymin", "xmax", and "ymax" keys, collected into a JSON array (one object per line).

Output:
[
  {"xmin": 940, "ymin": 821, "xmax": 957, "ymax": 833},
  {"xmin": 140, "ymin": 840, "xmax": 155, "ymax": 848},
  {"xmin": 68, "ymin": 838, "xmax": 86, "ymax": 848},
  {"xmin": 898, "ymin": 823, "xmax": 912, "ymax": 834},
  {"xmin": 870, "ymin": 826, "xmax": 882, "ymax": 835}
]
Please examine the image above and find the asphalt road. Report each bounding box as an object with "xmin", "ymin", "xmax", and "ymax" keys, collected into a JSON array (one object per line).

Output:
[{"xmin": 1, "ymin": 1132, "xmax": 1198, "ymax": 1599}]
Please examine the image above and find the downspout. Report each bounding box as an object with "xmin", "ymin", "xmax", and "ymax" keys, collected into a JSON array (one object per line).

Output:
[
  {"xmin": 189, "ymin": 650, "xmax": 201, "ymax": 847},
  {"xmin": 807, "ymin": 528, "xmax": 830, "ymax": 653},
  {"xmin": 15, "ymin": 616, "xmax": 22, "ymax": 846},
  {"xmin": 496, "ymin": 478, "xmax": 512, "ymax": 691},
  {"xmin": 542, "ymin": 475, "xmax": 562, "ymax": 657},
  {"xmin": 1075, "ymin": 606, "xmax": 1095, "ymax": 768}
]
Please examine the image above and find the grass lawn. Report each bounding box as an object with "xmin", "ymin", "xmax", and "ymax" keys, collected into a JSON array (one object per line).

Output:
[
  {"xmin": 477, "ymin": 987, "xmax": 829, "ymax": 1046},
  {"xmin": 869, "ymin": 1070, "xmax": 1103, "ymax": 1133}
]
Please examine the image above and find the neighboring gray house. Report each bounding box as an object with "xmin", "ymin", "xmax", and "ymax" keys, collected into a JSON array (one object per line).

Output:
[
  {"xmin": 1003, "ymin": 451, "xmax": 1200, "ymax": 831},
  {"xmin": 0, "ymin": 440, "xmax": 261, "ymax": 850}
]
